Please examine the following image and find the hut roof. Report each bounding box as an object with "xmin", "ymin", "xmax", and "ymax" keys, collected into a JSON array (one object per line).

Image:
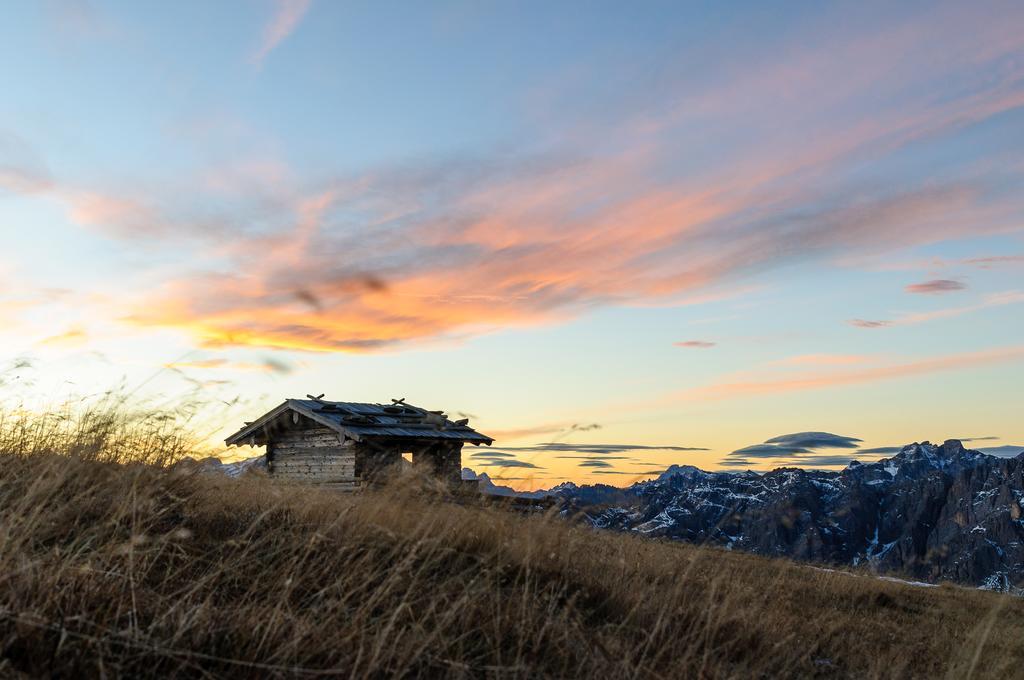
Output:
[{"xmin": 224, "ymin": 398, "xmax": 494, "ymax": 447}]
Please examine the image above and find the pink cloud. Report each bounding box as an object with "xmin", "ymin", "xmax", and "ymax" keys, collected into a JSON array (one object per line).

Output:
[
  {"xmin": 65, "ymin": 191, "xmax": 163, "ymax": 237},
  {"xmin": 673, "ymin": 345, "xmax": 1024, "ymax": 402},
  {"xmin": 963, "ymin": 255, "xmax": 1024, "ymax": 269},
  {"xmin": 840, "ymin": 252, "xmax": 1024, "ymax": 273},
  {"xmin": 47, "ymin": 0, "xmax": 124, "ymax": 40},
  {"xmin": 105, "ymin": 172, "xmax": 1024, "ymax": 352},
  {"xmin": 165, "ymin": 358, "xmax": 294, "ymax": 374},
  {"xmin": 850, "ymin": 290, "xmax": 1024, "ymax": 330},
  {"xmin": 674, "ymin": 341, "xmax": 716, "ymax": 349},
  {"xmin": 847, "ymin": 319, "xmax": 891, "ymax": 329},
  {"xmin": 118, "ymin": 175, "xmax": 981, "ymax": 353},
  {"xmin": 0, "ymin": 132, "xmax": 52, "ymax": 194},
  {"xmin": 905, "ymin": 279, "xmax": 967, "ymax": 294},
  {"xmin": 251, "ymin": 0, "xmax": 311, "ymax": 67}
]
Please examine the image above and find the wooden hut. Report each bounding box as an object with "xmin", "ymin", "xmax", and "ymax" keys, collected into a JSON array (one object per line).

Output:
[{"xmin": 224, "ymin": 396, "xmax": 493, "ymax": 490}]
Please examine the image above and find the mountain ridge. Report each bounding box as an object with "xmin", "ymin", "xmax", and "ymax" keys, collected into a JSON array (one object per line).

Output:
[{"xmin": 527, "ymin": 439, "xmax": 1024, "ymax": 589}]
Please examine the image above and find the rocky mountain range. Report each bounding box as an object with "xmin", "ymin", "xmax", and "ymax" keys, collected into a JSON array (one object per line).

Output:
[{"xmin": 469, "ymin": 440, "xmax": 1024, "ymax": 590}]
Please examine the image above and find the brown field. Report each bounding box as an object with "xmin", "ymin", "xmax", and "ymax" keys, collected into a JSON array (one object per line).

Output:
[{"xmin": 1, "ymin": 405, "xmax": 1022, "ymax": 678}]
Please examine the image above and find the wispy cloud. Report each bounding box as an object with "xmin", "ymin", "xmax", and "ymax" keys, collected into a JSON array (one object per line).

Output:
[
  {"xmin": 118, "ymin": 173, "xmax": 1008, "ymax": 353},
  {"xmin": 674, "ymin": 345, "xmax": 1024, "ymax": 402},
  {"xmin": 849, "ymin": 290, "xmax": 1024, "ymax": 329},
  {"xmin": 251, "ymin": 0, "xmax": 311, "ymax": 67},
  {"xmin": 718, "ymin": 459, "xmax": 756, "ymax": 468},
  {"xmin": 978, "ymin": 445, "xmax": 1024, "ymax": 457},
  {"xmin": 36, "ymin": 326, "xmax": 88, "ymax": 349},
  {"xmin": 485, "ymin": 442, "xmax": 709, "ymax": 455},
  {"xmin": 578, "ymin": 460, "xmax": 614, "ymax": 468},
  {"xmin": 474, "ymin": 459, "xmax": 543, "ymax": 469},
  {"xmin": 674, "ymin": 340, "xmax": 716, "ymax": 348},
  {"xmin": 770, "ymin": 354, "xmax": 869, "ymax": 367},
  {"xmin": 486, "ymin": 422, "xmax": 602, "ymax": 441},
  {"xmin": 65, "ymin": 190, "xmax": 167, "ymax": 239},
  {"xmin": 856, "ymin": 446, "xmax": 904, "ymax": 455},
  {"xmin": 591, "ymin": 469, "xmax": 668, "ymax": 477},
  {"xmin": 764, "ymin": 432, "xmax": 862, "ymax": 449},
  {"xmin": 847, "ymin": 319, "xmax": 891, "ymax": 328},
  {"xmin": 856, "ymin": 253, "xmax": 1024, "ymax": 272},
  {"xmin": 730, "ymin": 432, "xmax": 861, "ymax": 458},
  {"xmin": 0, "ymin": 132, "xmax": 52, "ymax": 194},
  {"xmin": 468, "ymin": 451, "xmax": 518, "ymax": 459},
  {"xmin": 46, "ymin": 0, "xmax": 122, "ymax": 40},
  {"xmin": 484, "ymin": 424, "xmax": 569, "ymax": 441},
  {"xmin": 725, "ymin": 431, "xmax": 867, "ymax": 469},
  {"xmin": 905, "ymin": 279, "xmax": 967, "ymax": 295},
  {"xmin": 8, "ymin": 2, "xmax": 1024, "ymax": 355},
  {"xmin": 963, "ymin": 255, "xmax": 1024, "ymax": 269},
  {"xmin": 898, "ymin": 290, "xmax": 1024, "ymax": 325},
  {"xmin": 467, "ymin": 441, "xmax": 706, "ymax": 474},
  {"xmin": 165, "ymin": 357, "xmax": 295, "ymax": 374}
]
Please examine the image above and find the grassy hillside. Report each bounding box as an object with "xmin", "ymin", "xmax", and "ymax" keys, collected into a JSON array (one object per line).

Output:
[{"xmin": 1, "ymin": 406, "xmax": 1023, "ymax": 678}]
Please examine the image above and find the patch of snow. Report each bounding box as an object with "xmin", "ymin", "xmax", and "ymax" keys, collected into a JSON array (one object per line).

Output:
[
  {"xmin": 865, "ymin": 518, "xmax": 880, "ymax": 559},
  {"xmin": 984, "ymin": 539, "xmax": 1005, "ymax": 558},
  {"xmin": 978, "ymin": 572, "xmax": 1022, "ymax": 594},
  {"xmin": 873, "ymin": 539, "xmax": 898, "ymax": 560},
  {"xmin": 878, "ymin": 576, "xmax": 938, "ymax": 588},
  {"xmin": 636, "ymin": 509, "xmax": 676, "ymax": 534},
  {"xmin": 972, "ymin": 489, "xmax": 998, "ymax": 505},
  {"xmin": 221, "ymin": 456, "xmax": 267, "ymax": 477}
]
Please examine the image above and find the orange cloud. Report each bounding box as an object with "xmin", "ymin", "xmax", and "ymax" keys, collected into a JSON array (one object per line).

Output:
[
  {"xmin": 165, "ymin": 359, "xmax": 230, "ymax": 369},
  {"xmin": 36, "ymin": 327, "xmax": 89, "ymax": 349},
  {"xmin": 770, "ymin": 354, "xmax": 870, "ymax": 367},
  {"xmin": 485, "ymin": 424, "xmax": 570, "ymax": 441},
  {"xmin": 165, "ymin": 358, "xmax": 294, "ymax": 374},
  {"xmin": 122, "ymin": 167, "xmax": 997, "ymax": 354},
  {"xmin": 66, "ymin": 191, "xmax": 159, "ymax": 237},
  {"xmin": 486, "ymin": 422, "xmax": 602, "ymax": 442}
]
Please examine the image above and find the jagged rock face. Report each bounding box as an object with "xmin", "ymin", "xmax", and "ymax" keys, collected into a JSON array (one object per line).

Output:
[{"xmin": 559, "ymin": 441, "xmax": 1024, "ymax": 588}]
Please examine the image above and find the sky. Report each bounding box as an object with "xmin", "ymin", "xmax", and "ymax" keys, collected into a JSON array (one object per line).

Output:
[{"xmin": 1, "ymin": 0, "xmax": 1023, "ymax": 489}]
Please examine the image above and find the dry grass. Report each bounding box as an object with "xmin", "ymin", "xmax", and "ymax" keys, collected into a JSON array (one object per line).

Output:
[{"xmin": 0, "ymin": 405, "xmax": 1022, "ymax": 678}]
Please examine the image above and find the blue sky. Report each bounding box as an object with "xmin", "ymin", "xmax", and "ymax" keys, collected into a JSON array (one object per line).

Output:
[{"xmin": 1, "ymin": 0, "xmax": 1023, "ymax": 487}]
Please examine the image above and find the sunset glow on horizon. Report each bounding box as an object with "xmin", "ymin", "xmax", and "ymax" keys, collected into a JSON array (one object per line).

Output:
[{"xmin": 2, "ymin": 0, "xmax": 1023, "ymax": 489}]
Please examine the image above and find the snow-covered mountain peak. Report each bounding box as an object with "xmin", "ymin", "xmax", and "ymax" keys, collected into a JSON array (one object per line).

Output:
[{"xmin": 655, "ymin": 464, "xmax": 704, "ymax": 482}]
